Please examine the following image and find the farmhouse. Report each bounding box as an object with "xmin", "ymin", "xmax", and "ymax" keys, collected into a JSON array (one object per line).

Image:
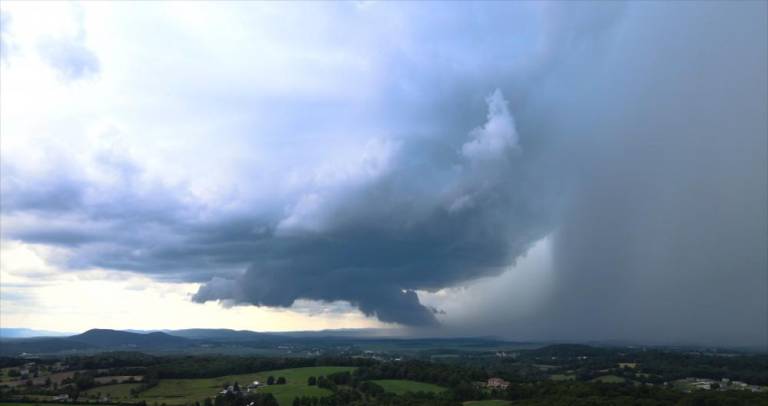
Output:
[
  {"xmin": 487, "ymin": 377, "xmax": 510, "ymax": 390},
  {"xmin": 246, "ymin": 381, "xmax": 262, "ymax": 391}
]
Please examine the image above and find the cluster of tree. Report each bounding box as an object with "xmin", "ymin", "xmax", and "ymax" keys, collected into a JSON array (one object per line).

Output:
[
  {"xmin": 434, "ymin": 345, "xmax": 768, "ymax": 387},
  {"xmin": 291, "ymin": 388, "xmax": 459, "ymax": 406},
  {"xmin": 292, "ymin": 368, "xmax": 461, "ymax": 406},
  {"xmin": 632, "ymin": 351, "xmax": 768, "ymax": 386},
  {"xmin": 354, "ymin": 360, "xmax": 487, "ymax": 388},
  {"xmin": 65, "ymin": 352, "xmax": 158, "ymax": 370},
  {"xmin": 50, "ymin": 353, "xmax": 376, "ymax": 380},
  {"xmin": 60, "ymin": 371, "xmax": 97, "ymax": 391},
  {"xmin": 266, "ymin": 376, "xmax": 286, "ymax": 385},
  {"xmin": 0, "ymin": 357, "xmax": 32, "ymax": 368},
  {"xmin": 465, "ymin": 380, "xmax": 768, "ymax": 406}
]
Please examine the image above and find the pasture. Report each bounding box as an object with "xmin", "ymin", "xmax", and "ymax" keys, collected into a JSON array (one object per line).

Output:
[
  {"xmin": 134, "ymin": 366, "xmax": 355, "ymax": 406},
  {"xmin": 369, "ymin": 379, "xmax": 447, "ymax": 395}
]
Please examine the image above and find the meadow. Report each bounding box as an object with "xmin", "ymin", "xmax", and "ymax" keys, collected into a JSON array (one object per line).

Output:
[{"xmin": 84, "ymin": 366, "xmax": 357, "ymax": 406}]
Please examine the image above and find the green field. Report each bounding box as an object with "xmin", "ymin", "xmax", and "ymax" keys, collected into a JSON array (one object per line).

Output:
[
  {"xmin": 134, "ymin": 366, "xmax": 355, "ymax": 406},
  {"xmin": 464, "ymin": 401, "xmax": 511, "ymax": 406},
  {"xmin": 370, "ymin": 379, "xmax": 447, "ymax": 395}
]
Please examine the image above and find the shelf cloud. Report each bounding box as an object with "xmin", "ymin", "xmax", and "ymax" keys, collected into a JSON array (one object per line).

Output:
[{"xmin": 1, "ymin": 1, "xmax": 765, "ymax": 345}]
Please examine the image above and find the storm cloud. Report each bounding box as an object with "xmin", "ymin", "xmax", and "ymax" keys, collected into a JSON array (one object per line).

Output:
[{"xmin": 1, "ymin": 1, "xmax": 765, "ymax": 343}]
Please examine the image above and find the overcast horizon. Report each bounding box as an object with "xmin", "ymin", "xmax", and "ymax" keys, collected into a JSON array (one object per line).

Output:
[{"xmin": 1, "ymin": 1, "xmax": 766, "ymax": 349}]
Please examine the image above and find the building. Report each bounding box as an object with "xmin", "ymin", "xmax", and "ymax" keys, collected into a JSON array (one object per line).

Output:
[{"xmin": 487, "ymin": 378, "xmax": 510, "ymax": 390}]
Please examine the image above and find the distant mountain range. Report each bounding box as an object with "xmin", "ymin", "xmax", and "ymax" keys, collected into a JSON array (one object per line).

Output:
[
  {"xmin": 0, "ymin": 327, "xmax": 521, "ymax": 357},
  {"xmin": 2, "ymin": 328, "xmax": 756, "ymax": 357},
  {"xmin": 0, "ymin": 329, "xmax": 194, "ymax": 356},
  {"xmin": 72, "ymin": 329, "xmax": 192, "ymax": 347},
  {"xmin": 0, "ymin": 327, "xmax": 398, "ymax": 341}
]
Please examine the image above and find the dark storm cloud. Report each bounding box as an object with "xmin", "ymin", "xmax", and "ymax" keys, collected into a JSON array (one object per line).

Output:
[
  {"xmin": 536, "ymin": 1, "xmax": 768, "ymax": 348},
  {"xmin": 2, "ymin": 1, "xmax": 766, "ymax": 341},
  {"xmin": 4, "ymin": 87, "xmax": 556, "ymax": 324},
  {"xmin": 431, "ymin": 1, "xmax": 767, "ymax": 348}
]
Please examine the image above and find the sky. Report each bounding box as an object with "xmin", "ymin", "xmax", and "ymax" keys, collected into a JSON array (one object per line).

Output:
[{"xmin": 0, "ymin": 1, "xmax": 766, "ymax": 348}]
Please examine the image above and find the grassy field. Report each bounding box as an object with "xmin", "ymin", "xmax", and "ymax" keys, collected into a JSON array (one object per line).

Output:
[
  {"xmin": 370, "ymin": 379, "xmax": 447, "ymax": 395},
  {"xmin": 135, "ymin": 366, "xmax": 355, "ymax": 406},
  {"xmin": 549, "ymin": 374, "xmax": 575, "ymax": 381},
  {"xmin": 464, "ymin": 401, "xmax": 511, "ymax": 406}
]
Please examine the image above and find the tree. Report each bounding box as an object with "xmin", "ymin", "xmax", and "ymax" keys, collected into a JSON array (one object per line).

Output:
[
  {"xmin": 358, "ymin": 381, "xmax": 384, "ymax": 396},
  {"xmin": 307, "ymin": 376, "xmax": 317, "ymax": 386},
  {"xmin": 204, "ymin": 398, "xmax": 213, "ymax": 406},
  {"xmin": 234, "ymin": 381, "xmax": 240, "ymax": 392},
  {"xmin": 277, "ymin": 377, "xmax": 286, "ymax": 385},
  {"xmin": 267, "ymin": 376, "xmax": 275, "ymax": 385}
]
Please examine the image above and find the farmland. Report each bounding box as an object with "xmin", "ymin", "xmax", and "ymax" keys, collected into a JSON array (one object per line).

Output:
[
  {"xmin": 2, "ymin": 346, "xmax": 768, "ymax": 406},
  {"xmin": 91, "ymin": 366, "xmax": 356, "ymax": 406}
]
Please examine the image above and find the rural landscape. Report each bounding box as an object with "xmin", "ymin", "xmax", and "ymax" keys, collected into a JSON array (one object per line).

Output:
[
  {"xmin": 1, "ymin": 328, "xmax": 768, "ymax": 405},
  {"xmin": 1, "ymin": 1, "xmax": 766, "ymax": 405}
]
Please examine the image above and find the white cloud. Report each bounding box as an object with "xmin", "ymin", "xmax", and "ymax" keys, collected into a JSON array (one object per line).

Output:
[{"xmin": 461, "ymin": 89, "xmax": 520, "ymax": 162}]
